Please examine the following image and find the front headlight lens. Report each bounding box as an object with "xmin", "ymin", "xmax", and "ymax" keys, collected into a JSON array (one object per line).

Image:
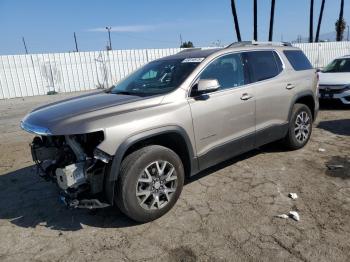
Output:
[{"xmin": 20, "ymin": 121, "xmax": 52, "ymax": 136}]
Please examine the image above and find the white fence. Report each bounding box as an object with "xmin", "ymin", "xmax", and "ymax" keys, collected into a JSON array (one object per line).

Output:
[
  {"xmin": 1, "ymin": 42, "xmax": 350, "ymax": 99},
  {"xmin": 293, "ymin": 41, "xmax": 350, "ymax": 69},
  {"xmin": 0, "ymin": 48, "xmax": 181, "ymax": 99}
]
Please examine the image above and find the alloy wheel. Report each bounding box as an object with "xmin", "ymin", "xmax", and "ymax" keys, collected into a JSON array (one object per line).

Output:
[
  {"xmin": 136, "ymin": 160, "xmax": 178, "ymax": 210},
  {"xmin": 294, "ymin": 111, "xmax": 311, "ymax": 143}
]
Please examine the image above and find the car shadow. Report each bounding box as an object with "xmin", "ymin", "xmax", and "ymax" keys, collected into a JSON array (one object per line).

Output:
[
  {"xmin": 317, "ymin": 119, "xmax": 350, "ymax": 136},
  {"xmin": 0, "ymin": 150, "xmax": 268, "ymax": 231},
  {"xmin": 0, "ymin": 165, "xmax": 138, "ymax": 231},
  {"xmin": 186, "ymin": 142, "xmax": 285, "ymax": 185},
  {"xmin": 0, "ymin": 142, "xmax": 290, "ymax": 231},
  {"xmin": 319, "ymin": 100, "xmax": 350, "ymax": 110}
]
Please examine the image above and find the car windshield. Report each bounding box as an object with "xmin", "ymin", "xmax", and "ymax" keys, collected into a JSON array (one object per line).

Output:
[
  {"xmin": 108, "ymin": 58, "xmax": 201, "ymax": 96},
  {"xmin": 322, "ymin": 58, "xmax": 350, "ymax": 73}
]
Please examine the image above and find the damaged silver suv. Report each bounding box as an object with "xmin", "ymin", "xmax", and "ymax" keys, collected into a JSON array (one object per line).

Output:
[{"xmin": 21, "ymin": 42, "xmax": 318, "ymax": 222}]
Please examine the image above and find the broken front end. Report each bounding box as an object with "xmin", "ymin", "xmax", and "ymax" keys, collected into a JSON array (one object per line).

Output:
[{"xmin": 29, "ymin": 131, "xmax": 112, "ymax": 209}]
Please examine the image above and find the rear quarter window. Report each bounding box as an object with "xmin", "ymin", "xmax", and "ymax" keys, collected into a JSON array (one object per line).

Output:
[
  {"xmin": 283, "ymin": 50, "xmax": 313, "ymax": 71},
  {"xmin": 244, "ymin": 51, "xmax": 282, "ymax": 83}
]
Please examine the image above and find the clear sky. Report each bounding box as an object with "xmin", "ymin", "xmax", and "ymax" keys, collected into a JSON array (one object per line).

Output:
[{"xmin": 0, "ymin": 0, "xmax": 349, "ymax": 55}]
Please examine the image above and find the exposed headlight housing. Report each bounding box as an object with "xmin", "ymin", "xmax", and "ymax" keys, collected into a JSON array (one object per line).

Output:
[{"xmin": 93, "ymin": 148, "xmax": 111, "ymax": 163}]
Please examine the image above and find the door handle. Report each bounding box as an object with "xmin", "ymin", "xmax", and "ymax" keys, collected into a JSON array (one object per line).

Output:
[
  {"xmin": 286, "ymin": 83, "xmax": 295, "ymax": 90},
  {"xmin": 240, "ymin": 93, "xmax": 253, "ymax": 101}
]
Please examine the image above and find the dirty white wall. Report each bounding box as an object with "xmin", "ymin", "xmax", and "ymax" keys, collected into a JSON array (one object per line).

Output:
[
  {"xmin": 0, "ymin": 48, "xmax": 181, "ymax": 99},
  {"xmin": 293, "ymin": 41, "xmax": 350, "ymax": 69}
]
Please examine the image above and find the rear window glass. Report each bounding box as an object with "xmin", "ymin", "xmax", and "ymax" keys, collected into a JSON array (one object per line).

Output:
[
  {"xmin": 283, "ymin": 50, "xmax": 313, "ymax": 71},
  {"xmin": 245, "ymin": 51, "xmax": 281, "ymax": 82}
]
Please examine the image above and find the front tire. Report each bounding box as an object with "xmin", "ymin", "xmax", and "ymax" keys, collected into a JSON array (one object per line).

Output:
[
  {"xmin": 116, "ymin": 145, "xmax": 184, "ymax": 222},
  {"xmin": 284, "ymin": 103, "xmax": 313, "ymax": 150}
]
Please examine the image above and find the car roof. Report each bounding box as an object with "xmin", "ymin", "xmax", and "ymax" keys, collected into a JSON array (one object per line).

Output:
[
  {"xmin": 156, "ymin": 48, "xmax": 222, "ymax": 61},
  {"xmin": 155, "ymin": 42, "xmax": 299, "ymax": 62},
  {"xmin": 339, "ymin": 55, "xmax": 350, "ymax": 59}
]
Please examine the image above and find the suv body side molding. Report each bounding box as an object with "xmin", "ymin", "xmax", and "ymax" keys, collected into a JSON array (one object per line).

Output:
[{"xmin": 197, "ymin": 131, "xmax": 255, "ymax": 171}]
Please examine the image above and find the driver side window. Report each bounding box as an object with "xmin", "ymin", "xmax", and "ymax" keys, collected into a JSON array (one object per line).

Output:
[{"xmin": 199, "ymin": 53, "xmax": 246, "ymax": 90}]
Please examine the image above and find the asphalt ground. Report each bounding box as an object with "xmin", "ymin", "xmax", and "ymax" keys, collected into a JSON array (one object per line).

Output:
[{"xmin": 0, "ymin": 93, "xmax": 349, "ymax": 261}]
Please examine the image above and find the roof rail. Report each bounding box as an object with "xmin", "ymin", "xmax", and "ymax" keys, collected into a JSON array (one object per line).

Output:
[
  {"xmin": 226, "ymin": 40, "xmax": 292, "ymax": 48},
  {"xmin": 177, "ymin": 48, "xmax": 202, "ymax": 53}
]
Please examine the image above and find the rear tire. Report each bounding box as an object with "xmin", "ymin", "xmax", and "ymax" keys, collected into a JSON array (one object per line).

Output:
[
  {"xmin": 283, "ymin": 103, "xmax": 313, "ymax": 150},
  {"xmin": 115, "ymin": 145, "xmax": 184, "ymax": 222}
]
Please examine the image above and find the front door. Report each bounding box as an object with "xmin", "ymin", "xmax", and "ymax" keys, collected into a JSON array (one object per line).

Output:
[{"xmin": 188, "ymin": 52, "xmax": 256, "ymax": 170}]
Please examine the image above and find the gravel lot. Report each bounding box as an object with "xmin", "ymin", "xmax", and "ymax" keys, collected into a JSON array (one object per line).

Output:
[{"xmin": 0, "ymin": 93, "xmax": 349, "ymax": 262}]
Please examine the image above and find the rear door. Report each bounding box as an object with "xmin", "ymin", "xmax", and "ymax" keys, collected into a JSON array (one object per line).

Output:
[
  {"xmin": 244, "ymin": 50, "xmax": 294, "ymax": 146},
  {"xmin": 283, "ymin": 49, "xmax": 317, "ymax": 98}
]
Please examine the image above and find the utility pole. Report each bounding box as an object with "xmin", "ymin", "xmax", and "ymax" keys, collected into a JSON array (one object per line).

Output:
[
  {"xmin": 106, "ymin": 26, "xmax": 112, "ymax": 50},
  {"xmin": 22, "ymin": 37, "xmax": 28, "ymax": 54},
  {"xmin": 179, "ymin": 34, "xmax": 183, "ymax": 47},
  {"xmin": 347, "ymin": 25, "xmax": 350, "ymax": 41},
  {"xmin": 268, "ymin": 0, "xmax": 276, "ymax": 42},
  {"xmin": 74, "ymin": 32, "xmax": 79, "ymax": 52},
  {"xmin": 309, "ymin": 0, "xmax": 314, "ymax": 43},
  {"xmin": 231, "ymin": 0, "xmax": 242, "ymax": 42},
  {"xmin": 315, "ymin": 0, "xmax": 326, "ymax": 42},
  {"xmin": 253, "ymin": 0, "xmax": 258, "ymax": 41}
]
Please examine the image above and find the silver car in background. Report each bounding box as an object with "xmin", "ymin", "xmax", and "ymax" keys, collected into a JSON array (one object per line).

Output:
[{"xmin": 21, "ymin": 42, "xmax": 318, "ymax": 222}]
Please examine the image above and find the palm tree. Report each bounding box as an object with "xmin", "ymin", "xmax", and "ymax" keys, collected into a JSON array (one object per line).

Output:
[
  {"xmin": 231, "ymin": 0, "xmax": 242, "ymax": 42},
  {"xmin": 253, "ymin": 0, "xmax": 258, "ymax": 41},
  {"xmin": 268, "ymin": 0, "xmax": 276, "ymax": 41},
  {"xmin": 309, "ymin": 0, "xmax": 314, "ymax": 43},
  {"xmin": 336, "ymin": 0, "xmax": 345, "ymax": 41},
  {"xmin": 315, "ymin": 0, "xmax": 326, "ymax": 42}
]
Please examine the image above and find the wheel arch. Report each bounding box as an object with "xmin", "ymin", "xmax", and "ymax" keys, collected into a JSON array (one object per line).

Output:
[
  {"xmin": 109, "ymin": 126, "xmax": 197, "ymax": 180},
  {"xmin": 288, "ymin": 91, "xmax": 316, "ymax": 122},
  {"xmin": 104, "ymin": 126, "xmax": 197, "ymax": 204}
]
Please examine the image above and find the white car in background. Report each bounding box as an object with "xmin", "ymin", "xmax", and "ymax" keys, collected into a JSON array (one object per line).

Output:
[{"xmin": 318, "ymin": 55, "xmax": 350, "ymax": 105}]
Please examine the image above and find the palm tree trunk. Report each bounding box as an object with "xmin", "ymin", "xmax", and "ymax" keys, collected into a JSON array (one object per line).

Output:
[
  {"xmin": 268, "ymin": 0, "xmax": 276, "ymax": 41},
  {"xmin": 231, "ymin": 0, "xmax": 242, "ymax": 42},
  {"xmin": 253, "ymin": 0, "xmax": 258, "ymax": 41},
  {"xmin": 336, "ymin": 0, "xmax": 344, "ymax": 41},
  {"xmin": 309, "ymin": 0, "xmax": 314, "ymax": 43},
  {"xmin": 315, "ymin": 0, "xmax": 326, "ymax": 42}
]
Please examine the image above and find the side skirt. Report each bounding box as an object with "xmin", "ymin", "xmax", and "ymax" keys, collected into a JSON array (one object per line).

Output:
[{"xmin": 193, "ymin": 123, "xmax": 289, "ymax": 175}]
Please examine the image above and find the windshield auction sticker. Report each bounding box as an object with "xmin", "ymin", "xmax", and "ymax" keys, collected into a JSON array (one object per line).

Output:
[{"xmin": 182, "ymin": 58, "xmax": 205, "ymax": 63}]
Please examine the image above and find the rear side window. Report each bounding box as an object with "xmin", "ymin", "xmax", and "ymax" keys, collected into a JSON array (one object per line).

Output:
[
  {"xmin": 244, "ymin": 51, "xmax": 281, "ymax": 82},
  {"xmin": 283, "ymin": 50, "xmax": 313, "ymax": 71}
]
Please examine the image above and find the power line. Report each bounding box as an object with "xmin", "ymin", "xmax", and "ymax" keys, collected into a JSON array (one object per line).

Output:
[
  {"xmin": 22, "ymin": 37, "xmax": 28, "ymax": 54},
  {"xmin": 74, "ymin": 32, "xmax": 79, "ymax": 52}
]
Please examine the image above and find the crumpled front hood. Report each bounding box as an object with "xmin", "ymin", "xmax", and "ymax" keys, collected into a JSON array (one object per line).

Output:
[
  {"xmin": 319, "ymin": 72, "xmax": 350, "ymax": 86},
  {"xmin": 21, "ymin": 91, "xmax": 163, "ymax": 135}
]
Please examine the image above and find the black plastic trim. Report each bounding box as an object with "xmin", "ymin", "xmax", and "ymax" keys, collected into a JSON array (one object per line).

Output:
[
  {"xmin": 109, "ymin": 126, "xmax": 197, "ymax": 182},
  {"xmin": 255, "ymin": 123, "xmax": 289, "ymax": 147},
  {"xmin": 197, "ymin": 132, "xmax": 255, "ymax": 171},
  {"xmin": 288, "ymin": 90, "xmax": 317, "ymax": 122}
]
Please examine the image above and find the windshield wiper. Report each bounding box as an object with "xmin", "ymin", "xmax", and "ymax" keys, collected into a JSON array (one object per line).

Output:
[{"xmin": 112, "ymin": 91, "xmax": 136, "ymax": 96}]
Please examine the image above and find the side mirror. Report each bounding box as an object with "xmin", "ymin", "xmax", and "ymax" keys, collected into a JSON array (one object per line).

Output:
[{"xmin": 196, "ymin": 79, "xmax": 220, "ymax": 94}]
